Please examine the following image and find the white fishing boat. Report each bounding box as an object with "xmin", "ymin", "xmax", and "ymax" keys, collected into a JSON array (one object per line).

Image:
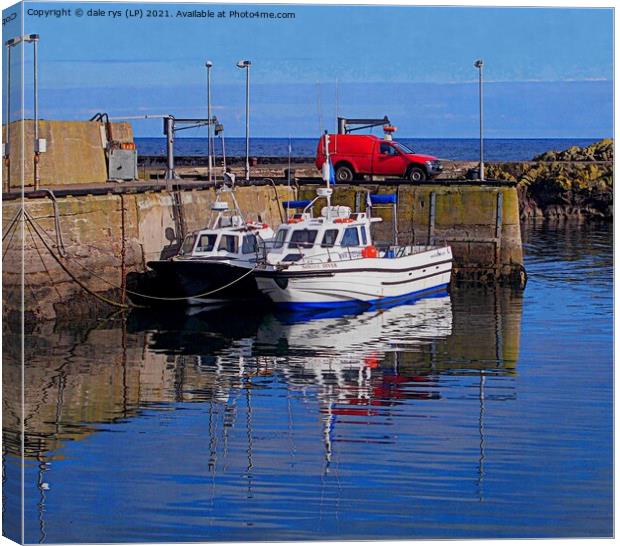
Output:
[
  {"xmin": 255, "ymin": 188, "xmax": 452, "ymax": 310},
  {"xmin": 138, "ymin": 188, "xmax": 274, "ymax": 305},
  {"xmin": 255, "ymin": 134, "xmax": 452, "ymax": 310}
]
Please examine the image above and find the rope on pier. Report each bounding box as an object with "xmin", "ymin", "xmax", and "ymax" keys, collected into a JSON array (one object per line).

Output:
[
  {"xmin": 3, "ymin": 207, "xmax": 23, "ymax": 242},
  {"xmin": 24, "ymin": 209, "xmax": 259, "ymax": 306},
  {"xmin": 25, "ymin": 211, "xmax": 131, "ymax": 309},
  {"xmin": 2, "ymin": 208, "xmax": 22, "ymax": 262}
]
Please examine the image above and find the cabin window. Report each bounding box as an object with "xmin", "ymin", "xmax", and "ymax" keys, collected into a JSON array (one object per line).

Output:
[
  {"xmin": 180, "ymin": 234, "xmax": 196, "ymax": 255},
  {"xmin": 321, "ymin": 229, "xmax": 339, "ymax": 248},
  {"xmin": 341, "ymin": 227, "xmax": 360, "ymax": 247},
  {"xmin": 289, "ymin": 229, "xmax": 318, "ymax": 249},
  {"xmin": 218, "ymin": 234, "xmax": 238, "ymax": 253},
  {"xmin": 380, "ymin": 142, "xmax": 399, "ymax": 156},
  {"xmin": 273, "ymin": 229, "xmax": 288, "ymax": 249},
  {"xmin": 242, "ymin": 234, "xmax": 259, "ymax": 254},
  {"xmin": 360, "ymin": 227, "xmax": 368, "ymax": 245},
  {"xmin": 196, "ymin": 234, "xmax": 217, "ymax": 252}
]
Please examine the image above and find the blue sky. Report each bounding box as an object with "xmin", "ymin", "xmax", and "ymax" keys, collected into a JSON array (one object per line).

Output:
[{"xmin": 2, "ymin": 3, "xmax": 614, "ymax": 137}]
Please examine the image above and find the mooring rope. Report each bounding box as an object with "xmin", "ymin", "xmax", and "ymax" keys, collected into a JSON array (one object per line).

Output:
[
  {"xmin": 2, "ymin": 207, "xmax": 23, "ymax": 242},
  {"xmin": 25, "ymin": 213, "xmax": 131, "ymax": 309},
  {"xmin": 24, "ymin": 209, "xmax": 260, "ymax": 305},
  {"xmin": 2, "ymin": 212, "xmax": 21, "ymax": 261},
  {"xmin": 121, "ymin": 265, "xmax": 259, "ymax": 302}
]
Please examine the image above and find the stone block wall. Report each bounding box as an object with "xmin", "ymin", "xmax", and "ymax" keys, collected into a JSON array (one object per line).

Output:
[
  {"xmin": 3, "ymin": 185, "xmax": 294, "ymax": 321},
  {"xmin": 2, "ymin": 120, "xmax": 134, "ymax": 188}
]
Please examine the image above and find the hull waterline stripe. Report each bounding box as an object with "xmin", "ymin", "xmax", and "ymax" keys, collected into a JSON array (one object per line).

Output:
[
  {"xmin": 274, "ymin": 284, "xmax": 450, "ymax": 311},
  {"xmin": 256, "ymin": 258, "xmax": 453, "ymax": 278}
]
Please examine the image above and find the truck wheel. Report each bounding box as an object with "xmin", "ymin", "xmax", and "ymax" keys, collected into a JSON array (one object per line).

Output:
[
  {"xmin": 335, "ymin": 165, "xmax": 354, "ymax": 182},
  {"xmin": 407, "ymin": 166, "xmax": 427, "ymax": 182}
]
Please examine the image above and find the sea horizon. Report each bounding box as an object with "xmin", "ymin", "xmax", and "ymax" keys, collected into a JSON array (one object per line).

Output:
[{"xmin": 134, "ymin": 136, "xmax": 608, "ymax": 162}]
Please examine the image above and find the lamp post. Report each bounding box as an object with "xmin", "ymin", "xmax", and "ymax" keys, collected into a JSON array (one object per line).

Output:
[
  {"xmin": 4, "ymin": 40, "xmax": 12, "ymax": 192},
  {"xmin": 4, "ymin": 33, "xmax": 41, "ymax": 193},
  {"xmin": 206, "ymin": 60, "xmax": 213, "ymax": 183},
  {"xmin": 236, "ymin": 60, "xmax": 251, "ymax": 181},
  {"xmin": 31, "ymin": 34, "xmax": 40, "ymax": 190},
  {"xmin": 474, "ymin": 59, "xmax": 484, "ymax": 181}
]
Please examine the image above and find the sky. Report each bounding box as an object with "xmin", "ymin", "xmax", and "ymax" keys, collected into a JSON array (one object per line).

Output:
[{"xmin": 1, "ymin": 2, "xmax": 614, "ymax": 137}]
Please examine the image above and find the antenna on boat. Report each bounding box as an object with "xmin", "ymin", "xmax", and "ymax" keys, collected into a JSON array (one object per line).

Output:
[
  {"xmin": 316, "ymin": 81, "xmax": 323, "ymax": 135},
  {"xmin": 322, "ymin": 131, "xmax": 330, "ymax": 188},
  {"xmin": 320, "ymin": 131, "xmax": 333, "ymax": 217},
  {"xmin": 287, "ymin": 136, "xmax": 292, "ymax": 218}
]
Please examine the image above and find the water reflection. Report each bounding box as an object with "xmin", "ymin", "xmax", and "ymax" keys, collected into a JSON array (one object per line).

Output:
[
  {"xmin": 4, "ymin": 221, "xmax": 612, "ymax": 542},
  {"xmin": 2, "ymin": 284, "xmax": 526, "ymax": 542}
]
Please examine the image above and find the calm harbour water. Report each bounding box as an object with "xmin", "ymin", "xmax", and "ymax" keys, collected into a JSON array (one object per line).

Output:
[{"xmin": 3, "ymin": 221, "xmax": 613, "ymax": 542}]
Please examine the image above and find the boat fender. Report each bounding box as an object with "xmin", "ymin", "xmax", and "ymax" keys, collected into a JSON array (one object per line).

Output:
[{"xmin": 362, "ymin": 245, "xmax": 378, "ymax": 258}]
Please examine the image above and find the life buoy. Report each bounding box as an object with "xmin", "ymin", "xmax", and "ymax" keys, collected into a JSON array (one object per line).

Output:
[
  {"xmin": 287, "ymin": 218, "xmax": 302, "ymax": 224},
  {"xmin": 361, "ymin": 245, "xmax": 378, "ymax": 258},
  {"xmin": 334, "ymin": 217, "xmax": 353, "ymax": 224}
]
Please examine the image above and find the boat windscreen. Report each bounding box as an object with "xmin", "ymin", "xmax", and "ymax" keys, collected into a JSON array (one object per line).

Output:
[
  {"xmin": 341, "ymin": 227, "xmax": 360, "ymax": 247},
  {"xmin": 196, "ymin": 233, "xmax": 218, "ymax": 252},
  {"xmin": 289, "ymin": 229, "xmax": 318, "ymax": 249},
  {"xmin": 321, "ymin": 229, "xmax": 339, "ymax": 248},
  {"xmin": 218, "ymin": 234, "xmax": 239, "ymax": 253},
  {"xmin": 273, "ymin": 229, "xmax": 288, "ymax": 249},
  {"xmin": 179, "ymin": 234, "xmax": 196, "ymax": 255}
]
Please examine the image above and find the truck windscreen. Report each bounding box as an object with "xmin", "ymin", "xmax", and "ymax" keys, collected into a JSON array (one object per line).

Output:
[{"xmin": 394, "ymin": 142, "xmax": 415, "ymax": 154}]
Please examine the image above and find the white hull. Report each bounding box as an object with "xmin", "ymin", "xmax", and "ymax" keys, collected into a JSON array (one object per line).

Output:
[{"xmin": 256, "ymin": 246, "xmax": 452, "ymax": 309}]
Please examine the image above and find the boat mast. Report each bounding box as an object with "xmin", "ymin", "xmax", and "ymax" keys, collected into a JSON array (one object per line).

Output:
[{"xmin": 321, "ymin": 131, "xmax": 332, "ymax": 216}]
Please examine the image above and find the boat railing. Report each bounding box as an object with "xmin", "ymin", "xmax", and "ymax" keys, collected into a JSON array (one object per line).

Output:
[{"xmin": 257, "ymin": 239, "xmax": 449, "ymax": 266}]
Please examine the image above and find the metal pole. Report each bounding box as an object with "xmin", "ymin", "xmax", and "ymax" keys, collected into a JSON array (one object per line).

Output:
[
  {"xmin": 475, "ymin": 60, "xmax": 485, "ymax": 181},
  {"xmin": 165, "ymin": 116, "xmax": 176, "ymax": 179},
  {"xmin": 287, "ymin": 136, "xmax": 291, "ymax": 188},
  {"xmin": 393, "ymin": 202, "xmax": 398, "ymax": 246},
  {"xmin": 221, "ymin": 134, "xmax": 226, "ymax": 172},
  {"xmin": 34, "ymin": 36, "xmax": 40, "ymax": 190},
  {"xmin": 5, "ymin": 43, "xmax": 11, "ymax": 192},
  {"xmin": 206, "ymin": 61, "xmax": 213, "ymax": 183},
  {"xmin": 245, "ymin": 64, "xmax": 250, "ymax": 181}
]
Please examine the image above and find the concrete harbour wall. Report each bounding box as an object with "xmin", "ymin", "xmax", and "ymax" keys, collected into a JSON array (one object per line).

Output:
[
  {"xmin": 3, "ymin": 185, "xmax": 293, "ymax": 322},
  {"xmin": 2, "ymin": 120, "xmax": 134, "ymax": 189},
  {"xmin": 299, "ymin": 184, "xmax": 525, "ymax": 285},
  {"xmin": 3, "ymin": 183, "xmax": 524, "ymax": 322}
]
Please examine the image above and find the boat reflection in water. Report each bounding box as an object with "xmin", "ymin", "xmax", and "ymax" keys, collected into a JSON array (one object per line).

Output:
[{"xmin": 4, "ymin": 287, "xmax": 523, "ymax": 543}]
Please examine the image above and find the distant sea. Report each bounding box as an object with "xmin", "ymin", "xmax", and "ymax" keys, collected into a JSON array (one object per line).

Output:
[{"xmin": 135, "ymin": 137, "xmax": 603, "ymax": 161}]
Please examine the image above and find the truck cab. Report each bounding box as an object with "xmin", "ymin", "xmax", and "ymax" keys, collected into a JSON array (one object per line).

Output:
[{"xmin": 315, "ymin": 118, "xmax": 442, "ymax": 183}]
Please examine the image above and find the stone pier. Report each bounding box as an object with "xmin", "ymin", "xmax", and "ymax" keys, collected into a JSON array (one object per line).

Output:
[{"xmin": 3, "ymin": 181, "xmax": 525, "ymax": 323}]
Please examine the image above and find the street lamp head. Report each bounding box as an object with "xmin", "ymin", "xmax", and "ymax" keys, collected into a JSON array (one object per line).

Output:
[
  {"xmin": 474, "ymin": 59, "xmax": 484, "ymax": 69},
  {"xmin": 236, "ymin": 60, "xmax": 251, "ymax": 68},
  {"xmin": 205, "ymin": 60, "xmax": 213, "ymax": 68}
]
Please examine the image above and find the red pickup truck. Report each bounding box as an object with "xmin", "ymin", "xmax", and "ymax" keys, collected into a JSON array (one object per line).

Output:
[{"xmin": 316, "ymin": 134, "xmax": 442, "ymax": 182}]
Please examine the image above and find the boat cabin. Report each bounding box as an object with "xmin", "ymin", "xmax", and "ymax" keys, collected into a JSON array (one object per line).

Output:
[
  {"xmin": 266, "ymin": 206, "xmax": 382, "ymax": 264},
  {"xmin": 174, "ymin": 192, "xmax": 274, "ymax": 261},
  {"xmin": 177, "ymin": 228, "xmax": 262, "ymax": 260}
]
